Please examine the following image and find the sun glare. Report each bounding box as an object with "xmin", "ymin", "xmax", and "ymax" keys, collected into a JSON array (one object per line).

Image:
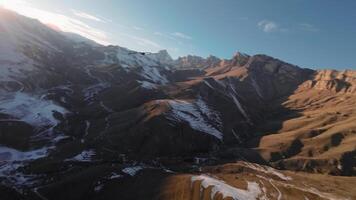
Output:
[
  {"xmin": 0, "ymin": 0, "xmax": 110, "ymax": 45},
  {"xmin": 1, "ymin": 0, "xmax": 63, "ymax": 26}
]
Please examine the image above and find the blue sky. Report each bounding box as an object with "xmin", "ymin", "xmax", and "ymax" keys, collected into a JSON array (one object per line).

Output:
[{"xmin": 1, "ymin": 0, "xmax": 356, "ymax": 69}]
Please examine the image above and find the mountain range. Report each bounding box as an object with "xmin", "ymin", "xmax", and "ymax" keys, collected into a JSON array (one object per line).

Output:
[{"xmin": 0, "ymin": 7, "xmax": 355, "ymax": 200}]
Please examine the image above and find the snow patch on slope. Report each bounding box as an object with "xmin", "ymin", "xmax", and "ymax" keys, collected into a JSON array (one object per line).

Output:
[
  {"xmin": 0, "ymin": 42, "xmax": 36, "ymax": 82},
  {"xmin": 141, "ymin": 65, "xmax": 168, "ymax": 84},
  {"xmin": 83, "ymin": 82, "xmax": 110, "ymax": 101},
  {"xmin": 117, "ymin": 47, "xmax": 157, "ymax": 66},
  {"xmin": 191, "ymin": 175, "xmax": 262, "ymax": 200},
  {"xmin": 82, "ymin": 67, "xmax": 111, "ymax": 101},
  {"xmin": 0, "ymin": 92, "xmax": 68, "ymax": 127},
  {"xmin": 0, "ymin": 144, "xmax": 59, "ymax": 186},
  {"xmin": 166, "ymin": 97, "xmax": 223, "ymax": 140},
  {"xmin": 214, "ymin": 79, "xmax": 251, "ymax": 122},
  {"xmin": 100, "ymin": 47, "xmax": 169, "ymax": 84},
  {"xmin": 250, "ymin": 77, "xmax": 263, "ymax": 98},
  {"xmin": 246, "ymin": 163, "xmax": 292, "ymax": 181},
  {"xmin": 226, "ymin": 82, "xmax": 251, "ymax": 122},
  {"xmin": 137, "ymin": 80, "xmax": 158, "ymax": 89},
  {"xmin": 69, "ymin": 149, "xmax": 96, "ymax": 162},
  {"xmin": 122, "ymin": 166, "xmax": 144, "ymax": 176},
  {"xmin": 0, "ymin": 146, "xmax": 48, "ymax": 162}
]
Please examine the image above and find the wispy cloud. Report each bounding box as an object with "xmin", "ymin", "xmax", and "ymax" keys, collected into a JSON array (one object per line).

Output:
[
  {"xmin": 132, "ymin": 26, "xmax": 143, "ymax": 31},
  {"xmin": 299, "ymin": 23, "xmax": 319, "ymax": 32},
  {"xmin": 154, "ymin": 32, "xmax": 164, "ymax": 36},
  {"xmin": 171, "ymin": 32, "xmax": 192, "ymax": 40},
  {"xmin": 131, "ymin": 36, "xmax": 161, "ymax": 48},
  {"xmin": 63, "ymin": 18, "xmax": 109, "ymax": 44},
  {"xmin": 119, "ymin": 33, "xmax": 161, "ymax": 50},
  {"xmin": 1, "ymin": 0, "xmax": 111, "ymax": 45},
  {"xmin": 155, "ymin": 32, "xmax": 175, "ymax": 40},
  {"xmin": 257, "ymin": 20, "xmax": 279, "ymax": 33},
  {"xmin": 154, "ymin": 31, "xmax": 184, "ymax": 46},
  {"xmin": 72, "ymin": 9, "xmax": 106, "ymax": 23}
]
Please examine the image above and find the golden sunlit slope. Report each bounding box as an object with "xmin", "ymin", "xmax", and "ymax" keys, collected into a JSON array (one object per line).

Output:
[
  {"xmin": 70, "ymin": 161, "xmax": 354, "ymax": 200},
  {"xmin": 256, "ymin": 70, "xmax": 356, "ymax": 175}
]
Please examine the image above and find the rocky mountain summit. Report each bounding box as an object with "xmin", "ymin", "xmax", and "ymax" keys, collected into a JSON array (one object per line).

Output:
[{"xmin": 0, "ymin": 8, "xmax": 355, "ymax": 200}]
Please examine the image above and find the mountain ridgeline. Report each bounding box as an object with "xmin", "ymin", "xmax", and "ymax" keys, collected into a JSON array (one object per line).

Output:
[{"xmin": 0, "ymin": 7, "xmax": 356, "ymax": 200}]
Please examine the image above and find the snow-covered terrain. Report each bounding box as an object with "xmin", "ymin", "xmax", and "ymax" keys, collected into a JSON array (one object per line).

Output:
[
  {"xmin": 245, "ymin": 163, "xmax": 292, "ymax": 181},
  {"xmin": 68, "ymin": 149, "xmax": 96, "ymax": 162},
  {"xmin": 0, "ymin": 39, "xmax": 36, "ymax": 82},
  {"xmin": 165, "ymin": 97, "xmax": 223, "ymax": 140},
  {"xmin": 83, "ymin": 82, "xmax": 110, "ymax": 101},
  {"xmin": 137, "ymin": 80, "xmax": 158, "ymax": 89},
  {"xmin": 228, "ymin": 83, "xmax": 251, "ymax": 122},
  {"xmin": 100, "ymin": 46, "xmax": 170, "ymax": 84},
  {"xmin": 140, "ymin": 65, "xmax": 168, "ymax": 84},
  {"xmin": 191, "ymin": 175, "xmax": 262, "ymax": 200},
  {"xmin": 250, "ymin": 77, "xmax": 263, "ymax": 98},
  {"xmin": 0, "ymin": 140, "xmax": 63, "ymax": 186},
  {"xmin": 102, "ymin": 46, "xmax": 170, "ymax": 67},
  {"xmin": 0, "ymin": 146, "xmax": 48, "ymax": 162},
  {"xmin": 146, "ymin": 50, "xmax": 173, "ymax": 65},
  {"xmin": 0, "ymin": 92, "xmax": 68, "ymax": 127},
  {"xmin": 122, "ymin": 166, "xmax": 144, "ymax": 176}
]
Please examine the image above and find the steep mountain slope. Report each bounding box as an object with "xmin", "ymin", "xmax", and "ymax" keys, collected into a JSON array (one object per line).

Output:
[
  {"xmin": 0, "ymin": 8, "xmax": 355, "ymax": 200},
  {"xmin": 254, "ymin": 70, "xmax": 356, "ymax": 175}
]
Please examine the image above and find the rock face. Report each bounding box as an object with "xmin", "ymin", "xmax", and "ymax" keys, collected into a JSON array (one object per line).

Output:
[
  {"xmin": 174, "ymin": 55, "xmax": 221, "ymax": 69},
  {"xmin": 0, "ymin": 8, "xmax": 356, "ymax": 200},
  {"xmin": 300, "ymin": 69, "xmax": 356, "ymax": 93},
  {"xmin": 147, "ymin": 50, "xmax": 173, "ymax": 65}
]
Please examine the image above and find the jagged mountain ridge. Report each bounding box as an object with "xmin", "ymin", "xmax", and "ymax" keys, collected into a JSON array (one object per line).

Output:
[{"xmin": 0, "ymin": 7, "xmax": 355, "ymax": 200}]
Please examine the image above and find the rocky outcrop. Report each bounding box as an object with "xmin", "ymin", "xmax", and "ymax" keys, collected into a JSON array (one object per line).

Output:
[
  {"xmin": 300, "ymin": 70, "xmax": 356, "ymax": 93},
  {"xmin": 147, "ymin": 50, "xmax": 173, "ymax": 65},
  {"xmin": 174, "ymin": 55, "xmax": 221, "ymax": 69}
]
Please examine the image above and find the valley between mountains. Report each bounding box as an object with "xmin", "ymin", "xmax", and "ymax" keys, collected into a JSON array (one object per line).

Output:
[{"xmin": 0, "ymin": 7, "xmax": 355, "ymax": 200}]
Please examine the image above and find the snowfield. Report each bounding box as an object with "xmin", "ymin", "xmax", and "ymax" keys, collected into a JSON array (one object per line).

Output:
[
  {"xmin": 0, "ymin": 42, "xmax": 36, "ymax": 82},
  {"xmin": 165, "ymin": 97, "xmax": 223, "ymax": 140},
  {"xmin": 100, "ymin": 47, "xmax": 170, "ymax": 85},
  {"xmin": 0, "ymin": 145, "xmax": 48, "ymax": 162},
  {"xmin": 191, "ymin": 175, "xmax": 262, "ymax": 200},
  {"xmin": 140, "ymin": 65, "xmax": 168, "ymax": 84},
  {"xmin": 0, "ymin": 92, "xmax": 68, "ymax": 127}
]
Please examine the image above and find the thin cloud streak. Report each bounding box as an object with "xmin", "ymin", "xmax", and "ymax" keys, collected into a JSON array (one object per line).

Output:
[
  {"xmin": 171, "ymin": 32, "xmax": 192, "ymax": 40},
  {"xmin": 119, "ymin": 33, "xmax": 162, "ymax": 50},
  {"xmin": 72, "ymin": 9, "xmax": 107, "ymax": 23},
  {"xmin": 132, "ymin": 26, "xmax": 143, "ymax": 31},
  {"xmin": 154, "ymin": 32, "xmax": 176, "ymax": 40}
]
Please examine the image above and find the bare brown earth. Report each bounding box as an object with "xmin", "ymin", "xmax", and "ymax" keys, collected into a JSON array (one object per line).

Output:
[{"xmin": 254, "ymin": 70, "xmax": 356, "ymax": 175}]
